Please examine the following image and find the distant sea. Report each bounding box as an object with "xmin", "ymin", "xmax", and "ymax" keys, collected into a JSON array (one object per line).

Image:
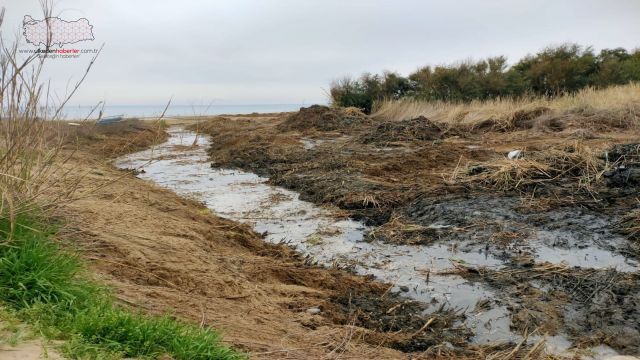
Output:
[{"xmin": 62, "ymin": 104, "xmax": 310, "ymax": 120}]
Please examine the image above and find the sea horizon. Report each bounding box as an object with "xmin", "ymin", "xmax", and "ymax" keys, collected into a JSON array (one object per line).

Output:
[{"xmin": 62, "ymin": 103, "xmax": 318, "ymax": 119}]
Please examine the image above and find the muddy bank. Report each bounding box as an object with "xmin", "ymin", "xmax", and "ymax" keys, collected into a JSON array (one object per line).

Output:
[
  {"xmin": 458, "ymin": 264, "xmax": 640, "ymax": 354},
  {"xmin": 194, "ymin": 107, "xmax": 640, "ymax": 356},
  {"xmin": 117, "ymin": 128, "xmax": 523, "ymax": 355},
  {"xmin": 53, "ymin": 125, "xmax": 417, "ymax": 359}
]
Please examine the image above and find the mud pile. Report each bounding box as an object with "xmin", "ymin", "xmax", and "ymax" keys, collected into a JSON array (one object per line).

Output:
[
  {"xmin": 329, "ymin": 290, "xmax": 470, "ymax": 353},
  {"xmin": 359, "ymin": 116, "xmax": 444, "ymax": 145},
  {"xmin": 603, "ymin": 143, "xmax": 640, "ymax": 187},
  {"xmin": 278, "ymin": 105, "xmax": 368, "ymax": 132}
]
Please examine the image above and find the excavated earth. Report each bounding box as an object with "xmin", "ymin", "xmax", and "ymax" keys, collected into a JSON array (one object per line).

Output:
[
  {"xmin": 44, "ymin": 120, "xmax": 507, "ymax": 359},
  {"xmin": 192, "ymin": 106, "xmax": 640, "ymax": 358}
]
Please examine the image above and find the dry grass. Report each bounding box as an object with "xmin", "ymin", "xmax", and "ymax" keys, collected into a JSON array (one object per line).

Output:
[
  {"xmin": 0, "ymin": 4, "xmax": 169, "ymax": 228},
  {"xmin": 457, "ymin": 142, "xmax": 609, "ymax": 192},
  {"xmin": 0, "ymin": 5, "xmax": 74, "ymax": 227},
  {"xmin": 373, "ymin": 83, "xmax": 640, "ymax": 130},
  {"xmin": 367, "ymin": 215, "xmax": 434, "ymax": 245},
  {"xmin": 62, "ymin": 119, "xmax": 168, "ymax": 157},
  {"xmin": 619, "ymin": 209, "xmax": 640, "ymax": 241}
]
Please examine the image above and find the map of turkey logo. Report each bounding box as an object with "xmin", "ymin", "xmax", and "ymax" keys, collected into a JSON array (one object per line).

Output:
[{"xmin": 23, "ymin": 15, "xmax": 94, "ymax": 47}]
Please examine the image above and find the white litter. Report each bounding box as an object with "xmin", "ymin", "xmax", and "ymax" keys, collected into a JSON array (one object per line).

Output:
[{"xmin": 507, "ymin": 150, "xmax": 523, "ymax": 159}]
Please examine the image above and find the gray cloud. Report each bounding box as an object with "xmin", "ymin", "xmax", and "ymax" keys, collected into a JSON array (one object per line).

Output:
[{"xmin": 2, "ymin": 0, "xmax": 639, "ymax": 105}]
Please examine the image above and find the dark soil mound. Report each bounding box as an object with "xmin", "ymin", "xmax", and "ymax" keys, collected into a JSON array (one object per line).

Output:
[
  {"xmin": 329, "ymin": 291, "xmax": 469, "ymax": 352},
  {"xmin": 278, "ymin": 105, "xmax": 368, "ymax": 132},
  {"xmin": 603, "ymin": 143, "xmax": 640, "ymax": 187},
  {"xmin": 359, "ymin": 116, "xmax": 443, "ymax": 145}
]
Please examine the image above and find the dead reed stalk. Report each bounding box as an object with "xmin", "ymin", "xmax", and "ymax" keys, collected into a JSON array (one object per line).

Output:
[
  {"xmin": 373, "ymin": 83, "xmax": 640, "ymax": 130},
  {"xmin": 0, "ymin": 3, "xmax": 101, "ymax": 241}
]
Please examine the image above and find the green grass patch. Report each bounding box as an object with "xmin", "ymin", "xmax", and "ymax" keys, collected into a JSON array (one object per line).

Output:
[{"xmin": 0, "ymin": 215, "xmax": 244, "ymax": 359}]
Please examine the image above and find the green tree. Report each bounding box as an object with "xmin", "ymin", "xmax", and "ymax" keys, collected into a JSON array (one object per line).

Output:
[{"xmin": 512, "ymin": 44, "xmax": 598, "ymax": 95}]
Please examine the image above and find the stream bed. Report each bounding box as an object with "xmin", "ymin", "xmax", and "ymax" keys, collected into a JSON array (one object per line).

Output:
[{"xmin": 116, "ymin": 127, "xmax": 636, "ymax": 357}]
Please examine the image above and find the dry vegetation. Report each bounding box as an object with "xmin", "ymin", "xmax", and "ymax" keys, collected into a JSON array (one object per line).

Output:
[
  {"xmin": 0, "ymin": 5, "xmax": 237, "ymax": 359},
  {"xmin": 196, "ymin": 84, "xmax": 640, "ymax": 227},
  {"xmin": 62, "ymin": 119, "xmax": 168, "ymax": 157},
  {"xmin": 457, "ymin": 142, "xmax": 607, "ymax": 192},
  {"xmin": 373, "ymin": 83, "xmax": 640, "ymax": 130},
  {"xmin": 3, "ymin": 3, "xmax": 639, "ymax": 357},
  {"xmin": 195, "ymin": 83, "xmax": 640, "ymax": 357}
]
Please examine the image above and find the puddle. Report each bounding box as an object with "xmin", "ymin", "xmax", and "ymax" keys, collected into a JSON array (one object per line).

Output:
[
  {"xmin": 116, "ymin": 128, "xmax": 635, "ymax": 354},
  {"xmin": 533, "ymin": 242, "xmax": 636, "ymax": 271}
]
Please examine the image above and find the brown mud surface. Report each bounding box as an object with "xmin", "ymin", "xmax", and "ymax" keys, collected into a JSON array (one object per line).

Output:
[
  {"xmin": 46, "ymin": 120, "xmax": 536, "ymax": 359},
  {"xmin": 194, "ymin": 106, "xmax": 640, "ymax": 356}
]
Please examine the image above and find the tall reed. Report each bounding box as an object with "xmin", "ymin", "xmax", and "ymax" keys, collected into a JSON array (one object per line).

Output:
[
  {"xmin": 0, "ymin": 4, "xmax": 100, "ymax": 240},
  {"xmin": 373, "ymin": 83, "xmax": 640, "ymax": 128}
]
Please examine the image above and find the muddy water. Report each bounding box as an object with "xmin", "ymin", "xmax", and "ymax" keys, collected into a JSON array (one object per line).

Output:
[{"xmin": 116, "ymin": 128, "xmax": 633, "ymax": 354}]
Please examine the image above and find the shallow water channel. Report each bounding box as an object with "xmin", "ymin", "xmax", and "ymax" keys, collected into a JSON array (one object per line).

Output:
[{"xmin": 116, "ymin": 128, "xmax": 634, "ymax": 356}]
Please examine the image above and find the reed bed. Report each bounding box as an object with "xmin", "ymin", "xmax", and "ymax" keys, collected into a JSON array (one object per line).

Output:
[{"xmin": 373, "ymin": 83, "xmax": 640, "ymax": 130}]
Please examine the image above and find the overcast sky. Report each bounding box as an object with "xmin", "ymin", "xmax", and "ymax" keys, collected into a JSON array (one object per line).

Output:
[{"xmin": 2, "ymin": 0, "xmax": 640, "ymax": 106}]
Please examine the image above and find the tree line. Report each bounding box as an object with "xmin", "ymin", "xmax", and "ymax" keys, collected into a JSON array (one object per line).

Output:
[{"xmin": 330, "ymin": 44, "xmax": 640, "ymax": 113}]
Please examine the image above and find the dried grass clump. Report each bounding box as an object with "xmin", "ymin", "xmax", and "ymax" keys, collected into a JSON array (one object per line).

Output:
[
  {"xmin": 373, "ymin": 83, "xmax": 640, "ymax": 131},
  {"xmin": 0, "ymin": 5, "xmax": 103, "ymax": 233},
  {"xmin": 342, "ymin": 106, "xmax": 367, "ymax": 117},
  {"xmin": 366, "ymin": 215, "xmax": 436, "ymax": 245},
  {"xmin": 619, "ymin": 209, "xmax": 640, "ymax": 241},
  {"xmin": 464, "ymin": 142, "xmax": 607, "ymax": 192},
  {"xmin": 64, "ymin": 119, "xmax": 168, "ymax": 157},
  {"xmin": 1, "ymin": 10, "xmax": 61, "ymax": 225}
]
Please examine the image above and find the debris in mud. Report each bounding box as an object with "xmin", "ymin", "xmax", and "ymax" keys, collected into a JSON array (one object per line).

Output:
[
  {"xmin": 358, "ymin": 116, "xmax": 444, "ymax": 146},
  {"xmin": 603, "ymin": 143, "xmax": 640, "ymax": 187},
  {"xmin": 366, "ymin": 215, "xmax": 440, "ymax": 245},
  {"xmin": 306, "ymin": 307, "xmax": 322, "ymax": 315},
  {"xmin": 278, "ymin": 105, "xmax": 368, "ymax": 132},
  {"xmin": 619, "ymin": 210, "xmax": 640, "ymax": 242},
  {"xmin": 467, "ymin": 164, "xmax": 488, "ymax": 175},
  {"xmin": 460, "ymin": 264, "xmax": 640, "ymax": 355},
  {"xmin": 328, "ymin": 290, "xmax": 470, "ymax": 352},
  {"xmin": 119, "ymin": 167, "xmax": 146, "ymax": 175},
  {"xmin": 192, "ymin": 104, "xmax": 640, "ymax": 356},
  {"xmin": 405, "ymin": 194, "xmax": 638, "ymax": 272}
]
